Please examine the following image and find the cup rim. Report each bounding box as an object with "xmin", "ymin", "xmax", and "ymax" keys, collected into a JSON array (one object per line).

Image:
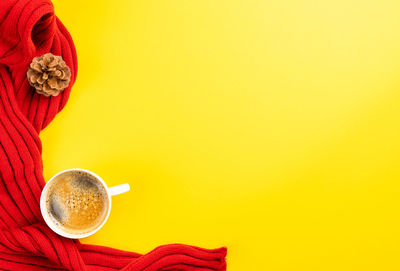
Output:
[{"xmin": 40, "ymin": 168, "xmax": 112, "ymax": 239}]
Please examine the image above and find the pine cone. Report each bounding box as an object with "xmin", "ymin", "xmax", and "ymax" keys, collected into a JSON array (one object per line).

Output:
[{"xmin": 27, "ymin": 53, "xmax": 71, "ymax": 97}]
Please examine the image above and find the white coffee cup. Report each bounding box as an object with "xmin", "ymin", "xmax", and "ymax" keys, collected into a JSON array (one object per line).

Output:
[{"xmin": 40, "ymin": 168, "xmax": 130, "ymax": 239}]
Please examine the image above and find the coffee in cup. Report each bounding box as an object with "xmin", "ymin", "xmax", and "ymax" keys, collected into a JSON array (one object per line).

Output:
[
  {"xmin": 44, "ymin": 171, "xmax": 108, "ymax": 235},
  {"xmin": 40, "ymin": 169, "xmax": 130, "ymax": 238}
]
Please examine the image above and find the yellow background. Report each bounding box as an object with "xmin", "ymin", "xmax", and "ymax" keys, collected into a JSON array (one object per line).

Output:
[{"xmin": 43, "ymin": 0, "xmax": 400, "ymax": 270}]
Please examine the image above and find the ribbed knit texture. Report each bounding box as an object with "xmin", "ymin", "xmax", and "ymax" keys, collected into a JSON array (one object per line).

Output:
[{"xmin": 0, "ymin": 0, "xmax": 227, "ymax": 270}]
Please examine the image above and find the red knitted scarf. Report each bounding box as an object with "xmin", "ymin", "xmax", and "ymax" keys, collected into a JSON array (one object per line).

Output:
[{"xmin": 0, "ymin": 0, "xmax": 227, "ymax": 270}]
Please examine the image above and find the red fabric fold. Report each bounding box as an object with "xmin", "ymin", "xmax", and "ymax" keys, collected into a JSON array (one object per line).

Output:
[{"xmin": 0, "ymin": 0, "xmax": 227, "ymax": 270}]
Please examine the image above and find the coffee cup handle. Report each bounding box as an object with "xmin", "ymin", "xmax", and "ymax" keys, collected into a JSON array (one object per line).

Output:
[{"xmin": 108, "ymin": 183, "xmax": 130, "ymax": 196}]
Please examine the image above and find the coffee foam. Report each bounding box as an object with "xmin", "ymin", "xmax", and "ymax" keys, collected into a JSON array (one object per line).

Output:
[{"xmin": 45, "ymin": 171, "xmax": 109, "ymax": 235}]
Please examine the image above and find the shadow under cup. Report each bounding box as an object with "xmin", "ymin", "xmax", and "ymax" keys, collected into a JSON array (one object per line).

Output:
[{"xmin": 41, "ymin": 170, "xmax": 110, "ymax": 237}]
